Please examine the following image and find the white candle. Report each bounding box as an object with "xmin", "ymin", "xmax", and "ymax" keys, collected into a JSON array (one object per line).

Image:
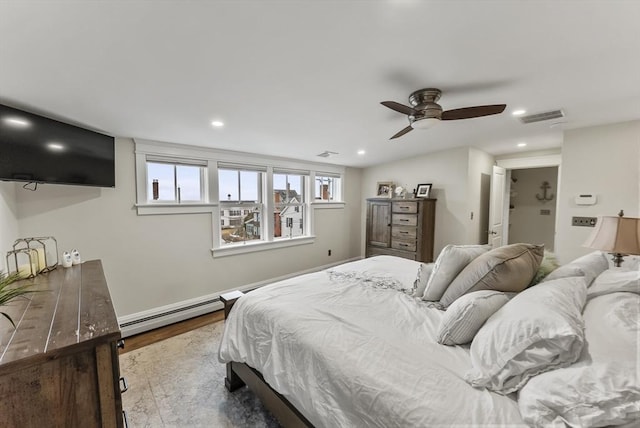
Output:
[
  {"xmin": 36, "ymin": 247, "xmax": 46, "ymax": 271},
  {"xmin": 18, "ymin": 263, "xmax": 37, "ymax": 278}
]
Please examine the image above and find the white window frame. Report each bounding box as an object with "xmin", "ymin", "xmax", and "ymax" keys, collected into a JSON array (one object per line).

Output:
[{"xmin": 134, "ymin": 139, "xmax": 345, "ymax": 256}]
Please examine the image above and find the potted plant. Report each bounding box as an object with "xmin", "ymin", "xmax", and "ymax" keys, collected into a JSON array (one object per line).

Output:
[{"xmin": 0, "ymin": 271, "xmax": 36, "ymax": 328}]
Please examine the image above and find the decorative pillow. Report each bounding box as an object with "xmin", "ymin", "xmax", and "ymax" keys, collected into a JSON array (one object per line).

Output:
[
  {"xmin": 436, "ymin": 290, "xmax": 510, "ymax": 345},
  {"xmin": 439, "ymin": 243, "xmax": 544, "ymax": 308},
  {"xmin": 421, "ymin": 244, "xmax": 491, "ymax": 301},
  {"xmin": 528, "ymin": 250, "xmax": 560, "ymax": 286},
  {"xmin": 412, "ymin": 263, "xmax": 435, "ymax": 298},
  {"xmin": 587, "ymin": 269, "xmax": 640, "ymax": 299},
  {"xmin": 543, "ymin": 250, "xmax": 609, "ymax": 287},
  {"xmin": 465, "ymin": 276, "xmax": 587, "ymax": 394},
  {"xmin": 518, "ymin": 363, "xmax": 640, "ymax": 428}
]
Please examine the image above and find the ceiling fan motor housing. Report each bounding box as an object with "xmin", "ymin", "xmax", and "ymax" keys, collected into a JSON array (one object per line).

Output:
[{"xmin": 409, "ymin": 88, "xmax": 443, "ymax": 122}]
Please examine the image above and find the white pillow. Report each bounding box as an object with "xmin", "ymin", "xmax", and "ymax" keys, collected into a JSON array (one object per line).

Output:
[
  {"xmin": 465, "ymin": 276, "xmax": 587, "ymax": 394},
  {"xmin": 588, "ymin": 269, "xmax": 640, "ymax": 299},
  {"xmin": 422, "ymin": 244, "xmax": 491, "ymax": 301},
  {"xmin": 544, "ymin": 251, "xmax": 609, "ymax": 287},
  {"xmin": 413, "ymin": 262, "xmax": 435, "ymax": 298},
  {"xmin": 518, "ymin": 363, "xmax": 640, "ymax": 428},
  {"xmin": 436, "ymin": 290, "xmax": 510, "ymax": 345}
]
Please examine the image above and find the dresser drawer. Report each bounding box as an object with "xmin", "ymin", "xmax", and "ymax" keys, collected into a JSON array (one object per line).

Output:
[
  {"xmin": 391, "ymin": 240, "xmax": 417, "ymax": 252},
  {"xmin": 392, "ymin": 201, "xmax": 418, "ymax": 214},
  {"xmin": 392, "ymin": 226, "xmax": 417, "ymax": 240},
  {"xmin": 392, "ymin": 214, "xmax": 418, "ymax": 227}
]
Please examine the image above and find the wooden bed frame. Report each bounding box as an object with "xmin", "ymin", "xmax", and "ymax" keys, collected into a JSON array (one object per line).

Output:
[{"xmin": 220, "ymin": 291, "xmax": 314, "ymax": 428}]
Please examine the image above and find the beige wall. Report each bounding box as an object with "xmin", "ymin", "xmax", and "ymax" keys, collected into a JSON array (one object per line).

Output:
[
  {"xmin": 0, "ymin": 182, "xmax": 19, "ymax": 272},
  {"xmin": 555, "ymin": 120, "xmax": 640, "ymax": 264},
  {"xmin": 13, "ymin": 138, "xmax": 363, "ymax": 317},
  {"xmin": 361, "ymin": 147, "xmax": 489, "ymax": 259}
]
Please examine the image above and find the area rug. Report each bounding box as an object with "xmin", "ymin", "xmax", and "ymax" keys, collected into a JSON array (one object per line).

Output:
[{"xmin": 119, "ymin": 321, "xmax": 280, "ymax": 428}]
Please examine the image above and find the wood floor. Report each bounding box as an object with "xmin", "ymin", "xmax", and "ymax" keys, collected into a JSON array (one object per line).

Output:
[{"xmin": 119, "ymin": 310, "xmax": 225, "ymax": 354}]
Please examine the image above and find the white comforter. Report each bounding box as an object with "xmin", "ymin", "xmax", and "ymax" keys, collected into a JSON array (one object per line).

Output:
[{"xmin": 218, "ymin": 257, "xmax": 525, "ymax": 427}]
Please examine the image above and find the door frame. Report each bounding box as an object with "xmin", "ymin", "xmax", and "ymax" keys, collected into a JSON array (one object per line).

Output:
[{"xmin": 494, "ymin": 153, "xmax": 562, "ymax": 249}]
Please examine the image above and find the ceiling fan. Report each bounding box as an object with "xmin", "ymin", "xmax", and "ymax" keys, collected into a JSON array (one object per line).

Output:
[{"xmin": 381, "ymin": 88, "xmax": 506, "ymax": 139}]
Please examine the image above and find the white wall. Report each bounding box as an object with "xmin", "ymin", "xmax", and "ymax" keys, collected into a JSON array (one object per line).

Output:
[
  {"xmin": 467, "ymin": 148, "xmax": 495, "ymax": 244},
  {"xmin": 361, "ymin": 147, "xmax": 489, "ymax": 258},
  {"xmin": 0, "ymin": 182, "xmax": 19, "ymax": 272},
  {"xmin": 555, "ymin": 120, "xmax": 640, "ymax": 263},
  {"xmin": 508, "ymin": 167, "xmax": 558, "ymax": 251},
  {"xmin": 14, "ymin": 138, "xmax": 362, "ymax": 318}
]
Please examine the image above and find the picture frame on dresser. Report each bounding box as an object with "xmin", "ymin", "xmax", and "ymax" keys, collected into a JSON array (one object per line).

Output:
[
  {"xmin": 416, "ymin": 183, "xmax": 432, "ymax": 198},
  {"xmin": 376, "ymin": 181, "xmax": 394, "ymax": 198}
]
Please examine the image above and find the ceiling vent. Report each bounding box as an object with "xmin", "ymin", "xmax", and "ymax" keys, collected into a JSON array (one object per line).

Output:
[
  {"xmin": 519, "ymin": 109, "xmax": 565, "ymax": 124},
  {"xmin": 317, "ymin": 150, "xmax": 339, "ymax": 158}
]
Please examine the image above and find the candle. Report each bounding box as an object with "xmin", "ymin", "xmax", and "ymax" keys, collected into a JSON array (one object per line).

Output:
[
  {"xmin": 36, "ymin": 247, "xmax": 46, "ymax": 272},
  {"xmin": 18, "ymin": 263, "xmax": 37, "ymax": 278}
]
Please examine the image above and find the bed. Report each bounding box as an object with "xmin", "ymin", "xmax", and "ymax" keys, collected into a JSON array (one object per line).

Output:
[{"xmin": 218, "ymin": 246, "xmax": 640, "ymax": 427}]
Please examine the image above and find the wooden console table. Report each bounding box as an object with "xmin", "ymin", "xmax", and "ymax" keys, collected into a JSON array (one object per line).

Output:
[{"xmin": 0, "ymin": 260, "xmax": 125, "ymax": 427}]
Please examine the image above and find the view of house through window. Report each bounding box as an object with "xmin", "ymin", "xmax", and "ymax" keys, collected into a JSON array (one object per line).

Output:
[
  {"xmin": 274, "ymin": 172, "xmax": 306, "ymax": 239},
  {"xmin": 218, "ymin": 167, "xmax": 263, "ymax": 244},
  {"xmin": 315, "ymin": 175, "xmax": 341, "ymax": 201}
]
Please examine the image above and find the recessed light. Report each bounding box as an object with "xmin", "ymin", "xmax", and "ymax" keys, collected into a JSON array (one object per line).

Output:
[
  {"xmin": 47, "ymin": 142, "xmax": 65, "ymax": 151},
  {"xmin": 3, "ymin": 116, "xmax": 31, "ymax": 128},
  {"xmin": 517, "ymin": 142, "xmax": 527, "ymax": 147},
  {"xmin": 357, "ymin": 150, "xmax": 365, "ymax": 155},
  {"xmin": 512, "ymin": 109, "xmax": 526, "ymax": 116},
  {"xmin": 211, "ymin": 120, "xmax": 224, "ymax": 127}
]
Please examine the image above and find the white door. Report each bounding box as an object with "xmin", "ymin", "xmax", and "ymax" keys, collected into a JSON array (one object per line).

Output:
[{"xmin": 488, "ymin": 165, "xmax": 506, "ymax": 247}]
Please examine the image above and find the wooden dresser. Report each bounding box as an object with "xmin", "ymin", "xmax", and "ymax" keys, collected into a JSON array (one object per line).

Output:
[
  {"xmin": 366, "ymin": 198, "xmax": 436, "ymax": 262},
  {"xmin": 0, "ymin": 260, "xmax": 125, "ymax": 427}
]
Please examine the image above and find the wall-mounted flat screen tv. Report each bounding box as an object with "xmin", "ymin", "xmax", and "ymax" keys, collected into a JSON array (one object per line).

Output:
[{"xmin": 0, "ymin": 103, "xmax": 115, "ymax": 187}]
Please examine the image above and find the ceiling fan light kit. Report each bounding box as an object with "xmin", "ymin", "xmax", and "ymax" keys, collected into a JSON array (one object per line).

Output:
[{"xmin": 381, "ymin": 88, "xmax": 506, "ymax": 139}]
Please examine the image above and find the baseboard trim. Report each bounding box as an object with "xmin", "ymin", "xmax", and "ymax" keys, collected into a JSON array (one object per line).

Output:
[{"xmin": 118, "ymin": 256, "xmax": 361, "ymax": 337}]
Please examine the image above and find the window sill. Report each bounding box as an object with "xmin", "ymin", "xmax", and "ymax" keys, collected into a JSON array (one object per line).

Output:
[
  {"xmin": 211, "ymin": 236, "xmax": 316, "ymax": 258},
  {"xmin": 311, "ymin": 201, "xmax": 345, "ymax": 209},
  {"xmin": 136, "ymin": 203, "xmax": 217, "ymax": 216}
]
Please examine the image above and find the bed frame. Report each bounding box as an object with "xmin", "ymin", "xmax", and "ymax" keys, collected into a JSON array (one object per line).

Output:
[{"xmin": 220, "ymin": 292, "xmax": 314, "ymax": 428}]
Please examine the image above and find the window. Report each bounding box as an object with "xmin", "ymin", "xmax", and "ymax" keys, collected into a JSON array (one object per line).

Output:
[
  {"xmin": 315, "ymin": 174, "xmax": 341, "ymax": 202},
  {"xmin": 218, "ymin": 165, "xmax": 264, "ymax": 245},
  {"xmin": 146, "ymin": 160, "xmax": 206, "ymax": 203},
  {"xmin": 273, "ymin": 171, "xmax": 307, "ymax": 239}
]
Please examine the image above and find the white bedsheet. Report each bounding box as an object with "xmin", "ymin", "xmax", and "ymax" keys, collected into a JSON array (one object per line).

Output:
[{"xmin": 219, "ymin": 257, "xmax": 525, "ymax": 427}]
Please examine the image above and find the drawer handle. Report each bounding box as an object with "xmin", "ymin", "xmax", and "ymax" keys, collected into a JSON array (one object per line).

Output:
[
  {"xmin": 120, "ymin": 376, "xmax": 128, "ymax": 393},
  {"xmin": 400, "ymin": 219, "xmax": 410, "ymax": 222},
  {"xmin": 399, "ymin": 243, "xmax": 409, "ymax": 247},
  {"xmin": 399, "ymin": 231, "xmax": 409, "ymax": 234}
]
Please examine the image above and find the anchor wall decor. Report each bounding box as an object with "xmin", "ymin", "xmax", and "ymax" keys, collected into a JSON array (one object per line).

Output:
[{"xmin": 536, "ymin": 181, "xmax": 554, "ymax": 202}]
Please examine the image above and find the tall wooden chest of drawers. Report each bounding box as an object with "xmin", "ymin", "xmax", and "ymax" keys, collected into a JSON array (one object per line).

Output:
[{"xmin": 365, "ymin": 198, "xmax": 436, "ymax": 262}]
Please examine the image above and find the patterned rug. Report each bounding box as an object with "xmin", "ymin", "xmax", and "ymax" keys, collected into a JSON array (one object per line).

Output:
[{"xmin": 119, "ymin": 321, "xmax": 280, "ymax": 428}]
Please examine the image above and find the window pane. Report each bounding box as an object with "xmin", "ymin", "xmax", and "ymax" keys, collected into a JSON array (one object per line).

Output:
[
  {"xmin": 220, "ymin": 205, "xmax": 262, "ymax": 244},
  {"xmin": 273, "ymin": 173, "xmax": 305, "ymax": 203},
  {"xmin": 176, "ymin": 165, "xmax": 202, "ymax": 201},
  {"xmin": 315, "ymin": 176, "xmax": 341, "ymax": 201},
  {"xmin": 147, "ymin": 162, "xmax": 175, "ymax": 201},
  {"xmin": 275, "ymin": 205, "xmax": 305, "ymax": 238},
  {"xmin": 219, "ymin": 169, "xmax": 238, "ymax": 201},
  {"xmin": 240, "ymin": 171, "xmax": 260, "ymax": 202}
]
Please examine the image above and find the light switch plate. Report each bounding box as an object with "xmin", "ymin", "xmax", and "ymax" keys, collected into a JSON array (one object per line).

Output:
[{"xmin": 572, "ymin": 216, "xmax": 597, "ymax": 227}]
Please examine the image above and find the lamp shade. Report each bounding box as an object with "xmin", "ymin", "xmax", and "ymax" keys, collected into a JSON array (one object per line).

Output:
[
  {"xmin": 411, "ymin": 117, "xmax": 439, "ymax": 130},
  {"xmin": 584, "ymin": 215, "xmax": 640, "ymax": 255}
]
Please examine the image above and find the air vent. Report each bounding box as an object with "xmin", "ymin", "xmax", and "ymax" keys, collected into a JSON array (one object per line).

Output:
[
  {"xmin": 317, "ymin": 150, "xmax": 339, "ymax": 158},
  {"xmin": 519, "ymin": 109, "xmax": 565, "ymax": 124}
]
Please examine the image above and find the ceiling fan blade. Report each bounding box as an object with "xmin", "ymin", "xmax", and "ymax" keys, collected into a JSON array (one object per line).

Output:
[
  {"xmin": 441, "ymin": 104, "xmax": 506, "ymax": 120},
  {"xmin": 390, "ymin": 126, "xmax": 413, "ymax": 140},
  {"xmin": 381, "ymin": 101, "xmax": 417, "ymax": 116}
]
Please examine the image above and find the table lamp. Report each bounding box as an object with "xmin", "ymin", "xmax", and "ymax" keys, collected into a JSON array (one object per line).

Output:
[{"xmin": 584, "ymin": 210, "xmax": 640, "ymax": 267}]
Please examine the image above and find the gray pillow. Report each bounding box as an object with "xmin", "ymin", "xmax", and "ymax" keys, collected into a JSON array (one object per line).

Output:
[
  {"xmin": 436, "ymin": 290, "xmax": 510, "ymax": 345},
  {"xmin": 422, "ymin": 244, "xmax": 491, "ymax": 301},
  {"xmin": 439, "ymin": 243, "xmax": 544, "ymax": 308}
]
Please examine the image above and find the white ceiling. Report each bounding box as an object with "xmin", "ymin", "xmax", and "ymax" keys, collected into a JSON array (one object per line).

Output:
[{"xmin": 1, "ymin": 1, "xmax": 639, "ymax": 168}]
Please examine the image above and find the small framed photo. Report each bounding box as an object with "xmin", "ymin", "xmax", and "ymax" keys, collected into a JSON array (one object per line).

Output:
[
  {"xmin": 415, "ymin": 183, "xmax": 432, "ymax": 198},
  {"xmin": 376, "ymin": 181, "xmax": 394, "ymax": 198}
]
